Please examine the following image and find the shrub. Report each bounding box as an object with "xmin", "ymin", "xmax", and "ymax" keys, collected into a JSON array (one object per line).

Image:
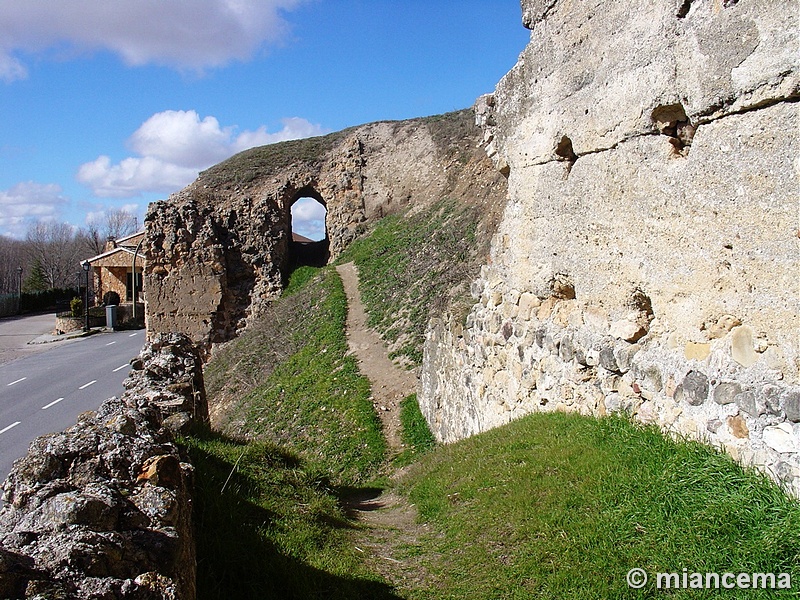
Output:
[{"xmin": 70, "ymin": 297, "xmax": 83, "ymax": 318}]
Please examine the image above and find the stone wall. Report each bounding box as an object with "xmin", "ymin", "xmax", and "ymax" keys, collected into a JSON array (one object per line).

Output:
[
  {"xmin": 0, "ymin": 333, "xmax": 207, "ymax": 599},
  {"xmin": 144, "ymin": 111, "xmax": 505, "ymax": 353},
  {"xmin": 421, "ymin": 0, "xmax": 800, "ymax": 495}
]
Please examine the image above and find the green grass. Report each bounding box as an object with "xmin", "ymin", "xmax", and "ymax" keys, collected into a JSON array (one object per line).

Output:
[
  {"xmin": 400, "ymin": 412, "xmax": 800, "ymax": 599},
  {"xmin": 395, "ymin": 394, "xmax": 437, "ymax": 467},
  {"xmin": 181, "ymin": 429, "xmax": 401, "ymax": 600},
  {"xmin": 192, "ymin": 267, "xmax": 393, "ymax": 598},
  {"xmin": 210, "ymin": 267, "xmax": 386, "ymax": 486},
  {"xmin": 282, "ymin": 265, "xmax": 323, "ymax": 297},
  {"xmin": 336, "ymin": 198, "xmax": 485, "ymax": 366}
]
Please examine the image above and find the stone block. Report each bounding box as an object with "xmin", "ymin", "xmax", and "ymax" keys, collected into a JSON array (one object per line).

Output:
[
  {"xmin": 599, "ymin": 343, "xmax": 619, "ymax": 372},
  {"xmin": 518, "ymin": 292, "xmax": 540, "ymax": 320},
  {"xmin": 731, "ymin": 325, "xmax": 758, "ymax": 367},
  {"xmin": 610, "ymin": 319, "xmax": 647, "ymax": 343},
  {"xmin": 684, "ymin": 342, "xmax": 711, "ymax": 361},
  {"xmin": 784, "ymin": 390, "xmax": 800, "ymax": 423},
  {"xmin": 674, "ymin": 370, "xmax": 709, "ymax": 406},
  {"xmin": 604, "ymin": 393, "xmax": 622, "ymax": 413},
  {"xmin": 727, "ymin": 415, "xmax": 749, "ymax": 439},
  {"xmin": 734, "ymin": 390, "xmax": 761, "ymax": 417},
  {"xmin": 761, "ymin": 385, "xmax": 783, "ymax": 417},
  {"xmin": 713, "ymin": 382, "xmax": 741, "ymax": 405},
  {"xmin": 559, "ymin": 333, "xmax": 576, "ymax": 362},
  {"xmin": 763, "ymin": 423, "xmax": 798, "ymax": 454},
  {"xmin": 533, "ymin": 327, "xmax": 546, "ymax": 349},
  {"xmin": 705, "ymin": 314, "xmax": 742, "ymax": 339},
  {"xmin": 613, "ymin": 343, "xmax": 640, "ymax": 374}
]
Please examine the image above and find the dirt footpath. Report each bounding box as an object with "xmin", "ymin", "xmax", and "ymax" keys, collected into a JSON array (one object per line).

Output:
[
  {"xmin": 336, "ymin": 262, "xmax": 417, "ymax": 453},
  {"xmin": 336, "ymin": 263, "xmax": 436, "ymax": 593}
]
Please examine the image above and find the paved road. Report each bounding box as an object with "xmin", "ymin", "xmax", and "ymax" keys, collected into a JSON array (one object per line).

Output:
[
  {"xmin": 0, "ymin": 312, "xmax": 68, "ymax": 365},
  {"xmin": 0, "ymin": 329, "xmax": 145, "ymax": 480}
]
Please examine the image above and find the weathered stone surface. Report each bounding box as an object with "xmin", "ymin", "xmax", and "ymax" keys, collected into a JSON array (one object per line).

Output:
[
  {"xmin": 684, "ymin": 342, "xmax": 711, "ymax": 361},
  {"xmin": 731, "ymin": 325, "xmax": 758, "ymax": 368},
  {"xmin": 0, "ymin": 333, "xmax": 205, "ymax": 599},
  {"xmin": 785, "ymin": 391, "xmax": 800, "ymax": 423},
  {"xmin": 763, "ymin": 424, "xmax": 798, "ymax": 454},
  {"xmin": 704, "ymin": 314, "xmax": 741, "ymax": 339},
  {"xmin": 727, "ymin": 415, "xmax": 749, "ymax": 439},
  {"xmin": 735, "ymin": 390, "xmax": 760, "ymax": 418}
]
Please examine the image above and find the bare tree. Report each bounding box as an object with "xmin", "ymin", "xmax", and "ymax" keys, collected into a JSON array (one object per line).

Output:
[
  {"xmin": 0, "ymin": 236, "xmax": 27, "ymax": 295},
  {"xmin": 106, "ymin": 208, "xmax": 138, "ymax": 240},
  {"xmin": 82, "ymin": 209, "xmax": 139, "ymax": 256},
  {"xmin": 25, "ymin": 222, "xmax": 84, "ymax": 289}
]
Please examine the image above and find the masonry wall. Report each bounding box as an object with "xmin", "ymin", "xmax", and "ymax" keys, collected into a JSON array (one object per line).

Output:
[
  {"xmin": 0, "ymin": 333, "xmax": 207, "ymax": 599},
  {"xmin": 420, "ymin": 0, "xmax": 800, "ymax": 495},
  {"xmin": 144, "ymin": 111, "xmax": 506, "ymax": 353}
]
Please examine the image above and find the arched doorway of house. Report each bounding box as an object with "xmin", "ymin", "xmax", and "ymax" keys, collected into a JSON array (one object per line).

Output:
[{"xmin": 289, "ymin": 188, "xmax": 330, "ymax": 268}]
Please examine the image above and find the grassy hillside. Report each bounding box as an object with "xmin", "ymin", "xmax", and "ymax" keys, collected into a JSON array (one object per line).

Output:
[{"xmin": 205, "ymin": 267, "xmax": 385, "ymax": 484}]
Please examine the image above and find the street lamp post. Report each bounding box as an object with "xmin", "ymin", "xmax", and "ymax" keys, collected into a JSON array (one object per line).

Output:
[
  {"xmin": 16, "ymin": 266, "xmax": 22, "ymax": 314},
  {"xmin": 81, "ymin": 261, "xmax": 90, "ymax": 332}
]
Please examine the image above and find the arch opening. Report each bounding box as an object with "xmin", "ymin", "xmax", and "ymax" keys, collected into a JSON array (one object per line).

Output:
[{"xmin": 289, "ymin": 189, "xmax": 330, "ymax": 268}]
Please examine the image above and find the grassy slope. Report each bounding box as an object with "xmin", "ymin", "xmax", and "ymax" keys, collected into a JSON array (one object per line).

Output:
[
  {"xmin": 182, "ymin": 431, "xmax": 398, "ymax": 600},
  {"xmin": 401, "ymin": 412, "xmax": 800, "ymax": 599},
  {"xmin": 190, "ymin": 267, "xmax": 393, "ymax": 599},
  {"xmin": 205, "ymin": 267, "xmax": 385, "ymax": 485}
]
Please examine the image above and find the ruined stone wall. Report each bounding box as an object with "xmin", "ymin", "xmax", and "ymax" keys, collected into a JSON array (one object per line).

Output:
[
  {"xmin": 145, "ymin": 111, "xmax": 501, "ymax": 353},
  {"xmin": 421, "ymin": 0, "xmax": 800, "ymax": 495},
  {"xmin": 0, "ymin": 333, "xmax": 207, "ymax": 599}
]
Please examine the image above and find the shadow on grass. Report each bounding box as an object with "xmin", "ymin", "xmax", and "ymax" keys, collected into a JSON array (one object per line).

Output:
[
  {"xmin": 183, "ymin": 428, "xmax": 403, "ymax": 600},
  {"xmin": 337, "ymin": 486, "xmax": 387, "ymax": 519}
]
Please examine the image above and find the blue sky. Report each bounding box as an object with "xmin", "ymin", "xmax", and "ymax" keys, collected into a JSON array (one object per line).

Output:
[{"xmin": 0, "ymin": 1, "xmax": 529, "ymax": 240}]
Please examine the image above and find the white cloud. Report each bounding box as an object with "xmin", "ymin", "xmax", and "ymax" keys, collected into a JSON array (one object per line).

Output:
[
  {"xmin": 77, "ymin": 155, "xmax": 200, "ymax": 198},
  {"xmin": 232, "ymin": 117, "xmax": 333, "ymax": 153},
  {"xmin": 129, "ymin": 111, "xmax": 233, "ymax": 169},
  {"xmin": 77, "ymin": 110, "xmax": 328, "ymax": 198},
  {"xmin": 0, "ymin": 0, "xmax": 306, "ymax": 78},
  {"xmin": 0, "ymin": 53, "xmax": 27, "ymax": 83},
  {"xmin": 0, "ymin": 182, "xmax": 68, "ymax": 238}
]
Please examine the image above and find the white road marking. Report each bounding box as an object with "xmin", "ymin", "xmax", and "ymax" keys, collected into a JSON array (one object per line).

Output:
[
  {"xmin": 113, "ymin": 364, "xmax": 129, "ymax": 372},
  {"xmin": 0, "ymin": 421, "xmax": 21, "ymax": 435},
  {"xmin": 7, "ymin": 377, "xmax": 26, "ymax": 387},
  {"xmin": 78, "ymin": 380, "xmax": 97, "ymax": 390},
  {"xmin": 128, "ymin": 333, "xmax": 138, "ymax": 337},
  {"xmin": 42, "ymin": 397, "xmax": 64, "ymax": 410},
  {"xmin": 105, "ymin": 341, "xmax": 117, "ymax": 346}
]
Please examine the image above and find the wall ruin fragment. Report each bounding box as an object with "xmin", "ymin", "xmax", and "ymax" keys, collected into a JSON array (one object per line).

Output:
[{"xmin": 421, "ymin": 0, "xmax": 800, "ymax": 495}]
